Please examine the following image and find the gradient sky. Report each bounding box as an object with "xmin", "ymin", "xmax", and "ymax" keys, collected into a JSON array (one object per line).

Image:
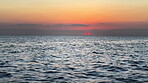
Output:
[{"xmin": 0, "ymin": 0, "xmax": 148, "ymax": 35}]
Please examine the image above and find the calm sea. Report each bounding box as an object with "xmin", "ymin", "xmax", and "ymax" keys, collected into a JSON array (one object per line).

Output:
[{"xmin": 0, "ymin": 36, "xmax": 148, "ymax": 83}]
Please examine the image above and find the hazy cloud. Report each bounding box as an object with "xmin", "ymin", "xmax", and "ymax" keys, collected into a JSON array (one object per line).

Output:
[
  {"xmin": 92, "ymin": 28, "xmax": 148, "ymax": 36},
  {"xmin": 4, "ymin": 24, "xmax": 89, "ymax": 28},
  {"xmin": 0, "ymin": 22, "xmax": 148, "ymax": 36},
  {"xmin": 68, "ymin": 24, "xmax": 89, "ymax": 27}
]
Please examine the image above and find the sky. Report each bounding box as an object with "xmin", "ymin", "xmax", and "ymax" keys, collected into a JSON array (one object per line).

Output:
[{"xmin": 0, "ymin": 0, "xmax": 148, "ymax": 35}]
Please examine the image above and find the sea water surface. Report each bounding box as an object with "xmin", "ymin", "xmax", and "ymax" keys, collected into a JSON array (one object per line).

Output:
[{"xmin": 0, "ymin": 36, "xmax": 148, "ymax": 83}]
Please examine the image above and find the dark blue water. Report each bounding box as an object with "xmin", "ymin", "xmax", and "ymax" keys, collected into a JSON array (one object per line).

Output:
[{"xmin": 0, "ymin": 36, "xmax": 148, "ymax": 83}]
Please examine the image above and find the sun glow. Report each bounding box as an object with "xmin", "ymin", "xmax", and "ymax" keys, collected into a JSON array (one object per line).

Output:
[{"xmin": 85, "ymin": 32, "xmax": 91, "ymax": 35}]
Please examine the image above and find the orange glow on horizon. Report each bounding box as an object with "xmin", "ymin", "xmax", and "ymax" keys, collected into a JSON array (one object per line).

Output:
[{"xmin": 0, "ymin": 0, "xmax": 148, "ymax": 30}]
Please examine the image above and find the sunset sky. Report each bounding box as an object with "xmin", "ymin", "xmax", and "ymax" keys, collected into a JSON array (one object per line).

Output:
[{"xmin": 0, "ymin": 0, "xmax": 148, "ymax": 35}]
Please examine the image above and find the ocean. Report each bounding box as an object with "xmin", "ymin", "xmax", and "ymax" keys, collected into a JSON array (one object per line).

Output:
[{"xmin": 0, "ymin": 36, "xmax": 147, "ymax": 83}]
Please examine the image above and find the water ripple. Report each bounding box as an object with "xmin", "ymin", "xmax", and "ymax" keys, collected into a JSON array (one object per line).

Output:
[{"xmin": 0, "ymin": 36, "xmax": 148, "ymax": 82}]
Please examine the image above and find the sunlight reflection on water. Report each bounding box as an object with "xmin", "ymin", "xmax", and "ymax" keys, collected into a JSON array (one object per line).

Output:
[{"xmin": 0, "ymin": 36, "xmax": 148, "ymax": 82}]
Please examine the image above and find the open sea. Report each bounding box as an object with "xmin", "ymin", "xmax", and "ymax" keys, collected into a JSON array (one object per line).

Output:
[{"xmin": 0, "ymin": 36, "xmax": 148, "ymax": 83}]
